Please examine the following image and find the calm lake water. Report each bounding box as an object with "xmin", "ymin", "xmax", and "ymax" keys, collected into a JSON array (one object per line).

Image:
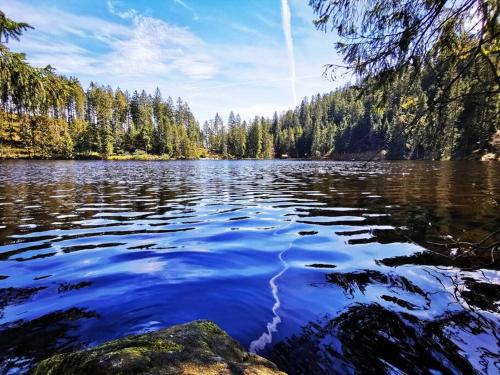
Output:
[{"xmin": 0, "ymin": 160, "xmax": 499, "ymax": 374}]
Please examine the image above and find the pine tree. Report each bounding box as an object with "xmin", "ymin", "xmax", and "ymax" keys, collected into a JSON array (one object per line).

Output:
[{"xmin": 247, "ymin": 117, "xmax": 262, "ymax": 158}]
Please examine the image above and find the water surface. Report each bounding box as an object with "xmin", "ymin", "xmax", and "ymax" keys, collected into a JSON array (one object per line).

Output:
[{"xmin": 0, "ymin": 160, "xmax": 499, "ymax": 374}]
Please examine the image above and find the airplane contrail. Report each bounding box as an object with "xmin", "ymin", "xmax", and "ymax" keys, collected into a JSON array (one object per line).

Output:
[{"xmin": 281, "ymin": 0, "xmax": 297, "ymax": 106}]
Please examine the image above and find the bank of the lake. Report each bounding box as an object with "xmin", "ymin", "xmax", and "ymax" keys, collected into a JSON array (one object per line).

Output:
[{"xmin": 1, "ymin": 151, "xmax": 499, "ymax": 162}]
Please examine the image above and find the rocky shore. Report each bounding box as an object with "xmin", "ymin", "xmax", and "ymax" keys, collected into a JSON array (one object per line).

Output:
[{"xmin": 31, "ymin": 320, "xmax": 285, "ymax": 375}]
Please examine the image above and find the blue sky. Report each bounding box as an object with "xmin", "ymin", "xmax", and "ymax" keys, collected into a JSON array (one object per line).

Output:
[{"xmin": 3, "ymin": 0, "xmax": 344, "ymax": 122}]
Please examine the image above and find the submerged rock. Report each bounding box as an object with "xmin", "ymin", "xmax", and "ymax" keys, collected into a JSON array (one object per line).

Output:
[{"xmin": 31, "ymin": 320, "xmax": 285, "ymax": 375}]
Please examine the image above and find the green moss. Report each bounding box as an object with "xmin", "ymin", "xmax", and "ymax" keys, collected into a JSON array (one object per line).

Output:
[
  {"xmin": 87, "ymin": 336, "xmax": 183, "ymax": 357},
  {"xmin": 31, "ymin": 354, "xmax": 65, "ymax": 375},
  {"xmin": 31, "ymin": 321, "xmax": 284, "ymax": 374},
  {"xmin": 107, "ymin": 346, "xmax": 149, "ymax": 358},
  {"xmin": 150, "ymin": 338, "xmax": 183, "ymax": 352},
  {"xmin": 95, "ymin": 337, "xmax": 133, "ymax": 352},
  {"xmin": 198, "ymin": 321, "xmax": 224, "ymax": 335}
]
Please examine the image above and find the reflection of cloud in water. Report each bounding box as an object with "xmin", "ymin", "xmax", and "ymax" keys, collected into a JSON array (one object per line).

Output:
[
  {"xmin": 131, "ymin": 259, "xmax": 167, "ymax": 274},
  {"xmin": 0, "ymin": 161, "xmax": 499, "ymax": 373},
  {"xmin": 249, "ymin": 223, "xmax": 298, "ymax": 354},
  {"xmin": 248, "ymin": 246, "xmax": 289, "ymax": 353}
]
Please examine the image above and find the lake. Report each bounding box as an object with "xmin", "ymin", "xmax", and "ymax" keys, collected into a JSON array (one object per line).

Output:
[{"xmin": 0, "ymin": 160, "xmax": 499, "ymax": 374}]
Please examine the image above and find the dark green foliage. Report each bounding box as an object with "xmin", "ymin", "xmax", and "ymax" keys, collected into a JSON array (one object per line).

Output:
[
  {"xmin": 1, "ymin": 6, "xmax": 497, "ymax": 160},
  {"xmin": 305, "ymin": 0, "xmax": 499, "ymax": 159},
  {"xmin": 247, "ymin": 117, "xmax": 263, "ymax": 158},
  {"xmin": 196, "ymin": 64, "xmax": 497, "ymax": 159},
  {"xmin": 0, "ymin": 13, "xmax": 202, "ymax": 159},
  {"xmin": 309, "ymin": 0, "xmax": 499, "ymax": 98},
  {"xmin": 256, "ymin": 66, "xmax": 498, "ymax": 159},
  {"xmin": 0, "ymin": 10, "xmax": 32, "ymax": 43}
]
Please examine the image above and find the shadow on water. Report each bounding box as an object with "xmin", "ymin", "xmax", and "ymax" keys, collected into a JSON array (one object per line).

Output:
[
  {"xmin": 268, "ymin": 303, "xmax": 499, "ymax": 375},
  {"xmin": 267, "ymin": 263, "xmax": 500, "ymax": 374},
  {"xmin": 0, "ymin": 160, "xmax": 499, "ymax": 373},
  {"xmin": 0, "ymin": 308, "xmax": 99, "ymax": 373}
]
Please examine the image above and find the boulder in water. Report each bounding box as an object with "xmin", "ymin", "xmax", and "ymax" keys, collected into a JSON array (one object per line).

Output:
[{"xmin": 31, "ymin": 320, "xmax": 285, "ymax": 375}]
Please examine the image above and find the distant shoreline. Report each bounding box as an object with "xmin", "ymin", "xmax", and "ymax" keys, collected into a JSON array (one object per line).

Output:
[
  {"xmin": 1, "ymin": 153, "xmax": 498, "ymax": 162},
  {"xmin": 1, "ymin": 145, "xmax": 498, "ymax": 162}
]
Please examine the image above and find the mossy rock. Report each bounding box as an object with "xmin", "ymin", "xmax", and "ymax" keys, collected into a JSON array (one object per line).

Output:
[{"xmin": 31, "ymin": 320, "xmax": 286, "ymax": 375}]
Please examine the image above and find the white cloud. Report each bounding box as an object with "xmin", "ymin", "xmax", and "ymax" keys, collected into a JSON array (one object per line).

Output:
[
  {"xmin": 173, "ymin": 0, "xmax": 199, "ymax": 21},
  {"xmin": 5, "ymin": 0, "xmax": 217, "ymax": 81},
  {"xmin": 102, "ymin": 10, "xmax": 214, "ymax": 79},
  {"xmin": 254, "ymin": 13, "xmax": 280, "ymax": 29},
  {"xmin": 237, "ymin": 104, "xmax": 292, "ymax": 121},
  {"xmin": 2, "ymin": 0, "xmax": 342, "ymax": 122},
  {"xmin": 3, "ymin": 1, "xmax": 129, "ymax": 43},
  {"xmin": 225, "ymin": 23, "xmax": 264, "ymax": 38},
  {"xmin": 106, "ymin": 0, "xmax": 138, "ymax": 20},
  {"xmin": 281, "ymin": 0, "xmax": 297, "ymax": 106}
]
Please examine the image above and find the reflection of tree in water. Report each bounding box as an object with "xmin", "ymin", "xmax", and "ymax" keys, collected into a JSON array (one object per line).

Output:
[
  {"xmin": 268, "ymin": 304, "xmax": 498, "ymax": 375},
  {"xmin": 0, "ymin": 286, "xmax": 47, "ymax": 318},
  {"xmin": 288, "ymin": 195, "xmax": 500, "ymax": 374},
  {"xmin": 380, "ymin": 251, "xmax": 500, "ymax": 273},
  {"xmin": 268, "ymin": 268, "xmax": 500, "ymax": 374},
  {"xmin": 281, "ymin": 169, "xmax": 500, "ymax": 374},
  {"xmin": 460, "ymin": 277, "xmax": 500, "ymax": 313},
  {"xmin": 326, "ymin": 270, "xmax": 428, "ymax": 299},
  {"xmin": 306, "ymin": 163, "xmax": 500, "ymax": 270},
  {"xmin": 0, "ymin": 308, "xmax": 99, "ymax": 373}
]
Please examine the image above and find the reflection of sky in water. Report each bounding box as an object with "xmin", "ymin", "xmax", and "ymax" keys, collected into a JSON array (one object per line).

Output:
[{"xmin": 0, "ymin": 160, "xmax": 499, "ymax": 374}]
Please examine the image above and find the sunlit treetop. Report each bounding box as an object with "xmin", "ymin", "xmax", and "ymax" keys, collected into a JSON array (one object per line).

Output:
[
  {"xmin": 309, "ymin": 0, "xmax": 499, "ymax": 99},
  {"xmin": 0, "ymin": 10, "xmax": 32, "ymax": 45}
]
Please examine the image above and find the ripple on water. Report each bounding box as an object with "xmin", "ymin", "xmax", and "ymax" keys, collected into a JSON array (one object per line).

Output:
[{"xmin": 0, "ymin": 160, "xmax": 499, "ymax": 374}]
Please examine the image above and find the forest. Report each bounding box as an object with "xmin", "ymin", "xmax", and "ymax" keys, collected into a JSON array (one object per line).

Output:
[{"xmin": 0, "ymin": 3, "xmax": 499, "ymax": 160}]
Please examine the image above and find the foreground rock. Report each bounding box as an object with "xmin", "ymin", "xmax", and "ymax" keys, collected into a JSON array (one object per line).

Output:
[{"xmin": 31, "ymin": 320, "xmax": 285, "ymax": 375}]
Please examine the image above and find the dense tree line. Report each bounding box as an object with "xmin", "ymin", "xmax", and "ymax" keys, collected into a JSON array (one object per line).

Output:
[
  {"xmin": 1, "ymin": 7, "xmax": 498, "ymax": 160},
  {"xmin": 266, "ymin": 66, "xmax": 498, "ymax": 159},
  {"xmin": 208, "ymin": 60, "xmax": 497, "ymax": 160},
  {"xmin": 0, "ymin": 12, "xmax": 202, "ymax": 159},
  {"xmin": 202, "ymin": 112, "xmax": 273, "ymax": 158},
  {"xmin": 301, "ymin": 0, "xmax": 499, "ymax": 159}
]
